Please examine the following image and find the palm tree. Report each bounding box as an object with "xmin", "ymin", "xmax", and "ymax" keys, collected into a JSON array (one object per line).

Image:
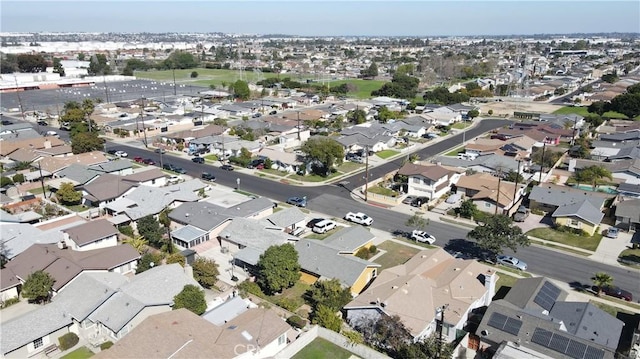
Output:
[
  {"xmin": 582, "ymin": 165, "xmax": 613, "ymax": 190},
  {"xmin": 123, "ymin": 235, "xmax": 148, "ymax": 254},
  {"xmin": 592, "ymin": 272, "xmax": 613, "ymax": 297},
  {"xmin": 158, "ymin": 207, "xmax": 174, "ymax": 254}
]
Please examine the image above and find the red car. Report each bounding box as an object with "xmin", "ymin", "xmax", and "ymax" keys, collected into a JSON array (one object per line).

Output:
[{"xmin": 133, "ymin": 156, "xmax": 144, "ymax": 163}]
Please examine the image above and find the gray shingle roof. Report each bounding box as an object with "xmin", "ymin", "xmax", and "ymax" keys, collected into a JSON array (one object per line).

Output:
[
  {"xmin": 324, "ymin": 226, "xmax": 374, "ymax": 253},
  {"xmin": 169, "ymin": 197, "xmax": 274, "ymax": 232},
  {"xmin": 265, "ymin": 206, "xmax": 306, "ymax": 228},
  {"xmin": 295, "ymin": 239, "xmax": 378, "ymax": 288},
  {"xmin": 220, "ymin": 218, "xmax": 293, "ymax": 253},
  {"xmin": 549, "ymin": 302, "xmax": 621, "ymax": 349},
  {"xmin": 551, "ymin": 199, "xmax": 605, "ymax": 225},
  {"xmin": 52, "ymin": 272, "xmax": 128, "ymax": 321},
  {"xmin": 435, "ymin": 154, "xmax": 519, "ymax": 172},
  {"xmin": 88, "ymin": 158, "xmax": 132, "ymax": 173},
  {"xmin": 56, "ymin": 163, "xmax": 101, "ymax": 184},
  {"xmin": 615, "ymin": 198, "xmax": 640, "ymax": 220},
  {"xmin": 529, "ymin": 185, "xmax": 607, "ymax": 208}
]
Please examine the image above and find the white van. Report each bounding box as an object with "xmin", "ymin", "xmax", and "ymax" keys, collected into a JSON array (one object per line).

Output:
[{"xmin": 313, "ymin": 219, "xmax": 336, "ymax": 234}]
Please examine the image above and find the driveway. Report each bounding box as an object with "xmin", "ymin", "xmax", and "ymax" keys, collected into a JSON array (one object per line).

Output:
[{"xmin": 514, "ymin": 213, "xmax": 551, "ymax": 233}]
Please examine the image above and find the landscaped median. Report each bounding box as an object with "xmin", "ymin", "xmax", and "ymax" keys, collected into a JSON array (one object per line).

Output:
[{"xmin": 526, "ymin": 228, "xmax": 602, "ymax": 252}]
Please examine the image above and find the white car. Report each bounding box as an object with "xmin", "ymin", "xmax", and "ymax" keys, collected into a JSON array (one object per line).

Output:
[
  {"xmin": 312, "ymin": 219, "xmax": 336, "ymax": 234},
  {"xmin": 410, "ymin": 230, "xmax": 436, "ymax": 244},
  {"xmin": 344, "ymin": 212, "xmax": 373, "ymax": 226},
  {"xmin": 114, "ymin": 150, "xmax": 128, "ymax": 158},
  {"xmin": 496, "ymin": 255, "xmax": 527, "ymax": 271}
]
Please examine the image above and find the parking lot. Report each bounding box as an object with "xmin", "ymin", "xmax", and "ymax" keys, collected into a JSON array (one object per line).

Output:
[{"xmin": 1, "ymin": 79, "xmax": 207, "ymax": 113}]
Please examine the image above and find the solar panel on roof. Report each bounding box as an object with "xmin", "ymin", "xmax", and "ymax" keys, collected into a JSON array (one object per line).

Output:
[
  {"xmin": 487, "ymin": 312, "xmax": 522, "ymax": 336},
  {"xmin": 534, "ymin": 281, "xmax": 562, "ymax": 311},
  {"xmin": 531, "ymin": 327, "xmax": 606, "ymax": 359}
]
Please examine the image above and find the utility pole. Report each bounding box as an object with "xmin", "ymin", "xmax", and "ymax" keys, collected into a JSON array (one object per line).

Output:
[
  {"xmin": 140, "ymin": 97, "xmax": 148, "ymax": 147},
  {"xmin": 495, "ymin": 175, "xmax": 502, "ymax": 215},
  {"xmin": 364, "ymin": 145, "xmax": 369, "ymax": 202},
  {"xmin": 172, "ymin": 67, "xmax": 177, "ymax": 96},
  {"xmin": 103, "ymin": 72, "xmax": 110, "ymax": 104},
  {"xmin": 297, "ymin": 111, "xmax": 301, "ymax": 141},
  {"xmin": 538, "ymin": 142, "xmax": 547, "ymax": 183},
  {"xmin": 38, "ymin": 162, "xmax": 47, "ymax": 199},
  {"xmin": 513, "ymin": 160, "xmax": 522, "ymax": 206},
  {"xmin": 13, "ymin": 75, "xmax": 26, "ymax": 121}
]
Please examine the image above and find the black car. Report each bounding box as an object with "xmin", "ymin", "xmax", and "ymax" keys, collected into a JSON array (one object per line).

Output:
[
  {"xmin": 306, "ymin": 218, "xmax": 325, "ymax": 228},
  {"xmin": 37, "ymin": 120, "xmax": 48, "ymax": 126},
  {"xmin": 163, "ymin": 164, "xmax": 177, "ymax": 171},
  {"xmin": 107, "ymin": 149, "xmax": 118, "ymax": 155},
  {"xmin": 201, "ymin": 172, "xmax": 216, "ymax": 181},
  {"xmin": 192, "ymin": 157, "xmax": 205, "ymax": 164},
  {"xmin": 1, "ymin": 120, "xmax": 13, "ymax": 125},
  {"xmin": 411, "ymin": 196, "xmax": 429, "ymax": 207},
  {"xmin": 142, "ymin": 158, "xmax": 155, "ymax": 165},
  {"xmin": 220, "ymin": 164, "xmax": 234, "ymax": 171},
  {"xmin": 247, "ymin": 158, "xmax": 265, "ymax": 169}
]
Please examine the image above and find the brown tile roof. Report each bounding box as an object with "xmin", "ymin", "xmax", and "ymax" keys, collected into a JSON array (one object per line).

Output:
[
  {"xmin": 345, "ymin": 248, "xmax": 494, "ymax": 337},
  {"xmin": 0, "ymin": 136, "xmax": 65, "ymax": 156},
  {"xmin": 4, "ymin": 243, "xmax": 140, "ymax": 291},
  {"xmin": 7, "ymin": 148, "xmax": 40, "ymax": 162},
  {"xmin": 38, "ymin": 151, "xmax": 109, "ymax": 173},
  {"xmin": 456, "ymin": 173, "xmax": 521, "ymax": 207},
  {"xmin": 94, "ymin": 307, "xmax": 290, "ymax": 359},
  {"xmin": 63, "ymin": 219, "xmax": 118, "ymax": 246},
  {"xmin": 398, "ymin": 163, "xmax": 452, "ymax": 181},
  {"xmin": 83, "ymin": 174, "xmax": 137, "ymax": 202}
]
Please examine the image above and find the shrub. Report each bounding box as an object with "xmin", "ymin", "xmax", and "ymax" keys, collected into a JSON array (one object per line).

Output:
[
  {"xmin": 0, "ymin": 177, "xmax": 13, "ymax": 187},
  {"xmin": 228, "ymin": 156, "xmax": 250, "ymax": 167},
  {"xmin": 118, "ymin": 225, "xmax": 134, "ymax": 237},
  {"xmin": 286, "ymin": 315, "xmax": 307, "ymax": 329},
  {"xmin": 12, "ymin": 173, "xmax": 25, "ymax": 184},
  {"xmin": 355, "ymin": 247, "xmax": 371, "ymax": 260},
  {"xmin": 58, "ymin": 332, "xmax": 79, "ymax": 351},
  {"xmin": 190, "ymin": 71, "xmax": 198, "ymax": 78},
  {"xmin": 1, "ymin": 297, "xmax": 20, "ymax": 308},
  {"xmin": 237, "ymin": 280, "xmax": 267, "ymax": 299},
  {"xmin": 276, "ymin": 297, "xmax": 300, "ymax": 312},
  {"xmin": 369, "ymin": 245, "xmax": 377, "ymax": 253},
  {"xmin": 100, "ymin": 341, "xmax": 114, "ymax": 350},
  {"xmin": 531, "ymin": 208, "xmax": 544, "ymax": 216}
]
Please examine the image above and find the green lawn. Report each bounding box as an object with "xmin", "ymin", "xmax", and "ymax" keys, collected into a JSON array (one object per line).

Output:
[
  {"xmin": 327, "ymin": 79, "xmax": 386, "ymax": 99},
  {"xmin": 376, "ymin": 149, "xmax": 400, "ymax": 159},
  {"xmin": 288, "ymin": 171, "xmax": 341, "ymax": 183},
  {"xmin": 61, "ymin": 347, "xmax": 94, "ymax": 359},
  {"xmin": 28, "ymin": 187, "xmax": 45, "ymax": 194},
  {"xmin": 260, "ymin": 168, "xmax": 288, "ymax": 177},
  {"xmin": 304, "ymin": 226, "xmax": 340, "ymax": 240},
  {"xmin": 444, "ymin": 146, "xmax": 464, "ymax": 157},
  {"xmin": 292, "ymin": 338, "xmax": 354, "ymax": 359},
  {"xmin": 374, "ymin": 241, "xmax": 421, "ymax": 270},
  {"xmin": 553, "ymin": 106, "xmax": 629, "ymax": 119},
  {"xmin": 526, "ymin": 228, "xmax": 602, "ymax": 251},
  {"xmin": 367, "ymin": 186, "xmax": 398, "ymax": 197},
  {"xmin": 204, "ymin": 154, "xmax": 218, "ymax": 161},
  {"xmin": 336, "ymin": 161, "xmax": 364, "ymax": 173},
  {"xmin": 452, "ymin": 122, "xmax": 472, "ymax": 129},
  {"xmin": 618, "ymin": 248, "xmax": 640, "ymax": 269}
]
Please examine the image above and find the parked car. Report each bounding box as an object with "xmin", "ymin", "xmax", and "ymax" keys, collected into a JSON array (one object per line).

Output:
[
  {"xmin": 411, "ymin": 197, "xmax": 429, "ymax": 207},
  {"xmin": 155, "ymin": 148, "xmax": 167, "ymax": 154},
  {"xmin": 306, "ymin": 218, "xmax": 325, "ymax": 229},
  {"xmin": 173, "ymin": 166, "xmax": 186, "ymax": 174},
  {"xmin": 114, "ymin": 150, "xmax": 128, "ymax": 158},
  {"xmin": 37, "ymin": 120, "xmax": 48, "ymax": 126},
  {"xmin": 1, "ymin": 120, "xmax": 13, "ymax": 125},
  {"xmin": 496, "ymin": 255, "xmax": 527, "ymax": 271},
  {"xmin": 192, "ymin": 157, "xmax": 205, "ymax": 164},
  {"xmin": 167, "ymin": 175, "xmax": 182, "ymax": 184},
  {"xmin": 593, "ymin": 285, "xmax": 633, "ymax": 301},
  {"xmin": 402, "ymin": 196, "xmax": 416, "ymax": 205},
  {"xmin": 247, "ymin": 159, "xmax": 265, "ymax": 169},
  {"xmin": 312, "ymin": 219, "xmax": 336, "ymax": 234},
  {"xmin": 605, "ymin": 227, "xmax": 619, "ymax": 239},
  {"xmin": 220, "ymin": 164, "xmax": 234, "ymax": 171},
  {"xmin": 410, "ymin": 230, "xmax": 436, "ymax": 244},
  {"xmin": 286, "ymin": 196, "xmax": 307, "ymax": 207},
  {"xmin": 106, "ymin": 149, "xmax": 117, "ymax": 155},
  {"xmin": 163, "ymin": 164, "xmax": 178, "ymax": 171},
  {"xmin": 344, "ymin": 212, "xmax": 373, "ymax": 226},
  {"xmin": 142, "ymin": 158, "xmax": 155, "ymax": 165},
  {"xmin": 133, "ymin": 156, "xmax": 144, "ymax": 163},
  {"xmin": 201, "ymin": 172, "xmax": 216, "ymax": 181},
  {"xmin": 513, "ymin": 206, "xmax": 530, "ymax": 222}
]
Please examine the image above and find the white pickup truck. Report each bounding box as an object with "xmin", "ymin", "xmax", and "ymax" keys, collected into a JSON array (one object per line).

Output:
[{"xmin": 344, "ymin": 212, "xmax": 373, "ymax": 226}]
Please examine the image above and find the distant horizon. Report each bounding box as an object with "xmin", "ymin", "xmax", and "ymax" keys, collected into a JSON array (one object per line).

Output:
[{"xmin": 2, "ymin": 1, "xmax": 639, "ymax": 37}]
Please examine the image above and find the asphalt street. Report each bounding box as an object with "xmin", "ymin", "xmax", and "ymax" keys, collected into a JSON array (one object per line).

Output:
[{"xmin": 110, "ymin": 121, "xmax": 640, "ymax": 302}]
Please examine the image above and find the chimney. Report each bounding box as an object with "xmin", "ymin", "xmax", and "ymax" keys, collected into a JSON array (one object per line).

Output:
[
  {"xmin": 44, "ymin": 140, "xmax": 52, "ymax": 149},
  {"xmin": 483, "ymin": 270, "xmax": 497, "ymax": 306}
]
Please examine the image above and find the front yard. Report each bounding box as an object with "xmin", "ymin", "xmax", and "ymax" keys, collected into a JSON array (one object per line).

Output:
[
  {"xmin": 618, "ymin": 248, "xmax": 640, "ymax": 269},
  {"xmin": 61, "ymin": 347, "xmax": 94, "ymax": 359},
  {"xmin": 526, "ymin": 228, "xmax": 602, "ymax": 251},
  {"xmin": 376, "ymin": 149, "xmax": 400, "ymax": 159},
  {"xmin": 373, "ymin": 241, "xmax": 421, "ymax": 270}
]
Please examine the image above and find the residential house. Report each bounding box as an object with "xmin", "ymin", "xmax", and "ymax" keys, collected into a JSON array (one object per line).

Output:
[
  {"xmin": 615, "ymin": 198, "xmax": 640, "ymax": 232},
  {"xmin": 434, "ymin": 154, "xmax": 521, "ymax": 175},
  {"xmin": 475, "ymin": 277, "xmax": 623, "ymax": 359},
  {"xmin": 618, "ymin": 182, "xmax": 640, "ymax": 198},
  {"xmin": 336, "ymin": 126, "xmax": 395, "ymax": 153},
  {"xmin": 494, "ymin": 127, "xmax": 561, "ymax": 146},
  {"xmin": 397, "ymin": 163, "xmax": 461, "ymax": 201},
  {"xmin": 62, "ymin": 219, "xmax": 119, "ymax": 251},
  {"xmin": 0, "ymin": 136, "xmax": 65, "ymax": 158},
  {"xmin": 295, "ymin": 238, "xmax": 379, "ymax": 296},
  {"xmin": 345, "ymin": 248, "xmax": 496, "ymax": 342},
  {"xmin": 529, "ymin": 184, "xmax": 609, "ymax": 235},
  {"xmin": 0, "ymin": 264, "xmax": 199, "ymax": 358},
  {"xmin": 2, "ymin": 242, "xmax": 139, "ymax": 297},
  {"xmin": 422, "ymin": 106, "xmax": 462, "ymax": 126},
  {"xmin": 93, "ymin": 304, "xmax": 291, "ymax": 359},
  {"xmin": 264, "ymin": 206, "xmax": 307, "ymax": 236},
  {"xmin": 567, "ymin": 158, "xmax": 640, "ymax": 185},
  {"xmin": 119, "ymin": 168, "xmax": 168, "ymax": 187},
  {"xmin": 455, "ymin": 173, "xmax": 525, "ymax": 215},
  {"xmin": 257, "ymin": 147, "xmax": 303, "ymax": 173},
  {"xmin": 169, "ymin": 197, "xmax": 275, "ymax": 249}
]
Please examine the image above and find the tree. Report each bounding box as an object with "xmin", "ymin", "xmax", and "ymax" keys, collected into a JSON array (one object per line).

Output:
[
  {"xmin": 467, "ymin": 214, "xmax": 530, "ymax": 256},
  {"xmin": 190, "ymin": 71, "xmax": 198, "ymax": 78},
  {"xmin": 16, "ymin": 54, "xmax": 47, "ymax": 73},
  {"xmin": 312, "ymin": 304, "xmax": 342, "ymax": 332},
  {"xmin": 458, "ymin": 199, "xmax": 477, "ymax": 219},
  {"xmin": 609, "ymin": 92, "xmax": 640, "ymax": 119},
  {"xmin": 578, "ymin": 165, "xmax": 613, "ymax": 190},
  {"xmin": 347, "ymin": 109, "xmax": 367, "ymax": 124},
  {"xmin": 71, "ymin": 132, "xmax": 105, "ymax": 154},
  {"xmin": 56, "ymin": 182, "xmax": 82, "ymax": 205},
  {"xmin": 52, "ymin": 57, "xmax": 65, "ymax": 77},
  {"xmin": 158, "ymin": 207, "xmax": 174, "ymax": 253},
  {"xmin": 232, "ymin": 80, "xmax": 251, "ymax": 100},
  {"xmin": 136, "ymin": 252, "xmax": 163, "ymax": 274},
  {"xmin": 591, "ymin": 272, "xmax": 613, "ymax": 297},
  {"xmin": 256, "ymin": 243, "xmax": 300, "ymax": 294},
  {"xmin": 163, "ymin": 51, "xmax": 198, "ymax": 69},
  {"xmin": 353, "ymin": 315, "xmax": 412, "ymax": 358},
  {"xmin": 192, "ymin": 257, "xmax": 219, "ymax": 289},
  {"xmin": 301, "ymin": 137, "xmax": 345, "ymax": 177},
  {"xmin": 375, "ymin": 106, "xmax": 394, "ymax": 123},
  {"xmin": 137, "ymin": 215, "xmax": 163, "ymax": 248},
  {"xmin": 504, "ymin": 171, "xmax": 524, "ymax": 183},
  {"xmin": 372, "ymin": 72, "xmax": 419, "ymax": 99},
  {"xmin": 406, "ymin": 213, "xmax": 428, "ymax": 230},
  {"xmin": 166, "ymin": 253, "xmax": 185, "ymax": 267},
  {"xmin": 307, "ymin": 278, "xmax": 352, "ymax": 312},
  {"xmin": 21, "ymin": 270, "xmax": 55, "ymax": 304},
  {"xmin": 0, "ymin": 177, "xmax": 13, "ymax": 187},
  {"xmin": 361, "ymin": 62, "xmax": 378, "ymax": 79},
  {"xmin": 88, "ymin": 54, "xmax": 111, "ymax": 76},
  {"xmin": 123, "ymin": 235, "xmax": 148, "ymax": 254},
  {"xmin": 588, "ymin": 101, "xmax": 607, "ymax": 116},
  {"xmin": 467, "ymin": 109, "xmax": 479, "ymax": 119},
  {"xmin": 173, "ymin": 284, "xmax": 207, "ymax": 315},
  {"xmin": 12, "ymin": 173, "xmax": 25, "ymax": 184}
]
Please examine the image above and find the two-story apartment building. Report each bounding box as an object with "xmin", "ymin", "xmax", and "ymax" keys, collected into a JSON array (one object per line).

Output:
[{"xmin": 398, "ymin": 163, "xmax": 461, "ymax": 201}]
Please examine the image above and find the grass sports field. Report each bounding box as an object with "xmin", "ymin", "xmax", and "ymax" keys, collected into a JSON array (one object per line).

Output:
[
  {"xmin": 553, "ymin": 105, "xmax": 629, "ymax": 119},
  {"xmin": 134, "ymin": 68, "xmax": 386, "ymax": 99}
]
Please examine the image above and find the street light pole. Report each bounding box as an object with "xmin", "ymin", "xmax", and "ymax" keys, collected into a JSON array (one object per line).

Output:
[
  {"xmin": 364, "ymin": 145, "xmax": 369, "ymax": 202},
  {"xmin": 538, "ymin": 142, "xmax": 547, "ymax": 183}
]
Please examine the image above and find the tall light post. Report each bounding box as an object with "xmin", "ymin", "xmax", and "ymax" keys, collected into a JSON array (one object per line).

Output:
[
  {"xmin": 364, "ymin": 145, "xmax": 370, "ymax": 202},
  {"xmin": 538, "ymin": 142, "xmax": 547, "ymax": 183}
]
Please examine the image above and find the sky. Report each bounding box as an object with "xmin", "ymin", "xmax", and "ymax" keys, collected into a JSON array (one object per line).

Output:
[{"xmin": 1, "ymin": 1, "xmax": 639, "ymax": 37}]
